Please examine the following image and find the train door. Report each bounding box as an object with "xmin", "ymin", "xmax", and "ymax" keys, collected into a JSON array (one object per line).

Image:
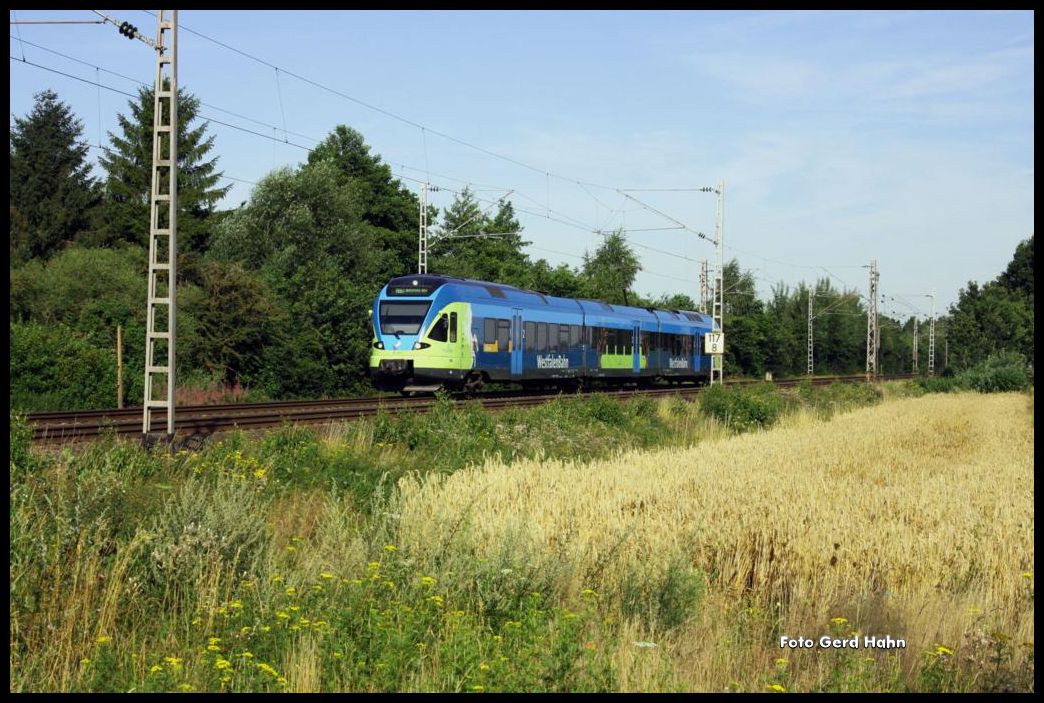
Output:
[
  {"xmin": 632, "ymin": 322, "xmax": 641, "ymax": 374},
  {"xmin": 511, "ymin": 308, "xmax": 523, "ymax": 377}
]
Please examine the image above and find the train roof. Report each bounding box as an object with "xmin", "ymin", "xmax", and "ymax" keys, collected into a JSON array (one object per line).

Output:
[{"xmin": 380, "ymin": 273, "xmax": 713, "ymax": 327}]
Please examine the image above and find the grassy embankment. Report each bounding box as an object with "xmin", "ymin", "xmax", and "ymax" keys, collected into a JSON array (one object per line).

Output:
[{"xmin": 9, "ymin": 382, "xmax": 1034, "ymax": 691}]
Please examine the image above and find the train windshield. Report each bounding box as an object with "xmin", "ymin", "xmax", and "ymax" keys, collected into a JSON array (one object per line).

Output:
[{"xmin": 379, "ymin": 301, "xmax": 432, "ymax": 335}]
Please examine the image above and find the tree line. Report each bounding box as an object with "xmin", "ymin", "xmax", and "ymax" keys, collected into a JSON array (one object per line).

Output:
[{"xmin": 9, "ymin": 88, "xmax": 1033, "ymax": 410}]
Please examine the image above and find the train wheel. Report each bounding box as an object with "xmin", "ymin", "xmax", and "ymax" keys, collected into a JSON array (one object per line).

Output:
[{"xmin": 463, "ymin": 372, "xmax": 483, "ymax": 393}]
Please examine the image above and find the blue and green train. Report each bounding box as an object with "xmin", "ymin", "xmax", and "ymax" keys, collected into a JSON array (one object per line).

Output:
[{"xmin": 369, "ymin": 274, "xmax": 716, "ymax": 392}]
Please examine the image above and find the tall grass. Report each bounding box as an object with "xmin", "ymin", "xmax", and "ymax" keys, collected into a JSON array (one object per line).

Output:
[
  {"xmin": 9, "ymin": 390, "xmax": 1032, "ymax": 691},
  {"xmin": 392, "ymin": 393, "xmax": 1034, "ymax": 692}
]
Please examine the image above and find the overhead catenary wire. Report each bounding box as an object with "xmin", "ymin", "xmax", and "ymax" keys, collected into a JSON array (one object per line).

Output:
[
  {"xmin": 13, "ymin": 22, "xmax": 879, "ymax": 305},
  {"xmin": 9, "ymin": 36, "xmax": 323, "ymax": 144},
  {"xmin": 13, "ymin": 22, "xmax": 726, "ymax": 282}
]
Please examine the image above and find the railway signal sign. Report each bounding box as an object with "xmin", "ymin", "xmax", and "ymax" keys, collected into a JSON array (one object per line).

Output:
[{"xmin": 705, "ymin": 332, "xmax": 724, "ymax": 355}]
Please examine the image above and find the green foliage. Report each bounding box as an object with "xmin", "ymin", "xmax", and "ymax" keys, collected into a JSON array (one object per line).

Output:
[
  {"xmin": 10, "ymin": 245, "xmax": 145, "ymax": 326},
  {"xmin": 97, "ymin": 84, "xmax": 230, "ymax": 253},
  {"xmin": 525, "ymin": 258, "xmax": 586, "ymax": 298},
  {"xmin": 582, "ymin": 229, "xmax": 641, "ymax": 305},
  {"xmin": 996, "ymin": 234, "xmax": 1033, "ymax": 299},
  {"xmin": 210, "ymin": 160, "xmax": 392, "ymax": 397},
  {"xmin": 956, "ymin": 352, "xmax": 1031, "ymax": 393},
  {"xmin": 307, "ymin": 124, "xmax": 419, "ymax": 236},
  {"xmin": 9, "ymin": 412, "xmax": 47, "ymax": 481},
  {"xmin": 146, "ymin": 474, "xmax": 269, "ymax": 603},
  {"xmin": 429, "ymin": 187, "xmax": 532, "ymax": 286},
  {"xmin": 9, "ymin": 89, "xmax": 99, "ymax": 263},
  {"xmin": 180, "ymin": 260, "xmax": 281, "ymax": 385},
  {"xmin": 621, "ymin": 559, "xmax": 705, "ymax": 630},
  {"xmin": 698, "ymin": 383, "xmax": 784, "ymax": 432},
  {"xmin": 915, "ymin": 376, "xmax": 961, "ymax": 393},
  {"xmin": 10, "ymin": 321, "xmax": 118, "ymax": 411},
  {"xmin": 946, "ymin": 235, "xmax": 1033, "ymax": 371}
]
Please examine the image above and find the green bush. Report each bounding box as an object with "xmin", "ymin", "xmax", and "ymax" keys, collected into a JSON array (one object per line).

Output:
[
  {"xmin": 698, "ymin": 383, "xmax": 783, "ymax": 432},
  {"xmin": 916, "ymin": 376, "xmax": 961, "ymax": 393},
  {"xmin": 957, "ymin": 352, "xmax": 1031, "ymax": 393},
  {"xmin": 10, "ymin": 321, "xmax": 118, "ymax": 411},
  {"xmin": 146, "ymin": 475, "xmax": 269, "ymax": 603}
]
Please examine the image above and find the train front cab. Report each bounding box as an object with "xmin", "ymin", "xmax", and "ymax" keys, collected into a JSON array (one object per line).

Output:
[{"xmin": 370, "ymin": 277, "xmax": 475, "ymax": 391}]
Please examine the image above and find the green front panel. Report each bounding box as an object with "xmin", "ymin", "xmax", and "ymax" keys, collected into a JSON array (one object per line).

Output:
[
  {"xmin": 599, "ymin": 353, "xmax": 647, "ymax": 370},
  {"xmin": 370, "ymin": 302, "xmax": 474, "ymax": 372}
]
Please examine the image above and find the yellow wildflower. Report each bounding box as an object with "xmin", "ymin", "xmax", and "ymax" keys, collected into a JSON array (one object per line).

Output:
[
  {"xmin": 179, "ymin": 683, "xmax": 195, "ymax": 692},
  {"xmin": 240, "ymin": 652, "xmax": 254, "ymax": 659},
  {"xmin": 149, "ymin": 664, "xmax": 164, "ymax": 674},
  {"xmin": 96, "ymin": 635, "xmax": 111, "ymax": 645},
  {"xmin": 384, "ymin": 544, "xmax": 397, "ymax": 553},
  {"xmin": 230, "ymin": 600, "xmax": 243, "ymax": 610},
  {"xmin": 215, "ymin": 658, "xmax": 232, "ymax": 670},
  {"xmin": 775, "ymin": 658, "xmax": 788, "ymax": 667},
  {"xmin": 420, "ymin": 576, "xmax": 437, "ymax": 587},
  {"xmin": 320, "ymin": 571, "xmax": 334, "ymax": 580},
  {"xmin": 831, "ymin": 617, "xmax": 848, "ymax": 626},
  {"xmin": 766, "ymin": 683, "xmax": 786, "ymax": 692},
  {"xmin": 935, "ymin": 645, "xmax": 954, "ymax": 656}
]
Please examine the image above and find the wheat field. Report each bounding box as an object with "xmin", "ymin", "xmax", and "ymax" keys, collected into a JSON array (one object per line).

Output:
[{"xmin": 393, "ymin": 392, "xmax": 1035, "ymax": 691}]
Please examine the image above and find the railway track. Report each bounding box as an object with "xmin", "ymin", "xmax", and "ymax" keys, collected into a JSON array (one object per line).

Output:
[{"xmin": 26, "ymin": 374, "xmax": 914, "ymax": 445}]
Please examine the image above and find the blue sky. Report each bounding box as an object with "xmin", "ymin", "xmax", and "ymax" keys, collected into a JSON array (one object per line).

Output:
[{"xmin": 10, "ymin": 10, "xmax": 1034, "ymax": 316}]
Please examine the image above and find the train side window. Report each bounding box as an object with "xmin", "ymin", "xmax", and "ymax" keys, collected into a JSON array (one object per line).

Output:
[
  {"xmin": 450, "ymin": 312, "xmax": 457, "ymax": 343},
  {"xmin": 496, "ymin": 319, "xmax": 510, "ymax": 351},
  {"xmin": 484, "ymin": 318, "xmax": 496, "ymax": 344},
  {"xmin": 429, "ymin": 314, "xmax": 448, "ymax": 342},
  {"xmin": 570, "ymin": 325, "xmax": 581, "ymax": 347},
  {"xmin": 524, "ymin": 322, "xmax": 536, "ymax": 350},
  {"xmin": 548, "ymin": 323, "xmax": 558, "ymax": 352},
  {"xmin": 560, "ymin": 325, "xmax": 571, "ymax": 351},
  {"xmin": 536, "ymin": 323, "xmax": 548, "ymax": 352}
]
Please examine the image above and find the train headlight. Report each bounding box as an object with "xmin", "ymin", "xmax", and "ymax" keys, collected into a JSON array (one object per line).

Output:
[
  {"xmin": 414, "ymin": 342, "xmax": 431, "ymax": 350},
  {"xmin": 373, "ymin": 341, "xmax": 384, "ymax": 350}
]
